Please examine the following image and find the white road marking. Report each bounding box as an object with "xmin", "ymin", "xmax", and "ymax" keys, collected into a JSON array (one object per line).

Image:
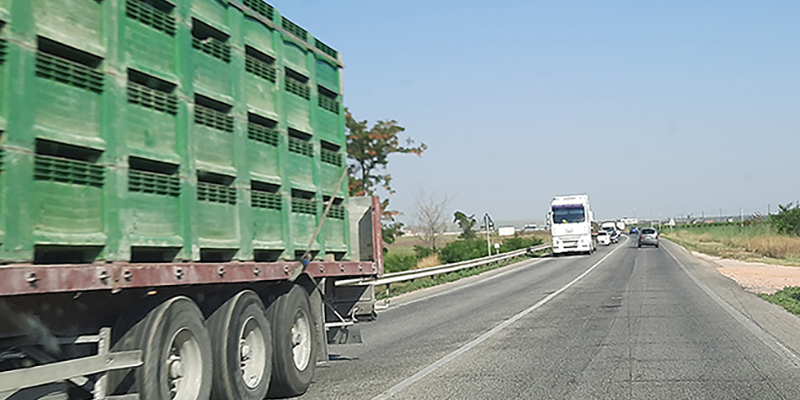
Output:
[
  {"xmin": 663, "ymin": 243, "xmax": 800, "ymax": 367},
  {"xmin": 371, "ymin": 238, "xmax": 628, "ymax": 400}
]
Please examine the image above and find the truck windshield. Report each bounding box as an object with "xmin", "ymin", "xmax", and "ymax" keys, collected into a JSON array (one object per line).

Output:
[{"xmin": 552, "ymin": 205, "xmax": 585, "ymax": 224}]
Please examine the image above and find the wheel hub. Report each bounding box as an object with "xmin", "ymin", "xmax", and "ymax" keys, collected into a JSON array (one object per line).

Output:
[
  {"xmin": 291, "ymin": 311, "xmax": 311, "ymax": 371},
  {"xmin": 239, "ymin": 317, "xmax": 267, "ymax": 389}
]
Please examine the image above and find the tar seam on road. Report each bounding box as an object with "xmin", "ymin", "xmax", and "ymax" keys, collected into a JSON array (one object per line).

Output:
[
  {"xmin": 370, "ymin": 238, "xmax": 629, "ymax": 400},
  {"xmin": 380, "ymin": 257, "xmax": 548, "ymax": 312},
  {"xmin": 663, "ymin": 243, "xmax": 800, "ymax": 368}
]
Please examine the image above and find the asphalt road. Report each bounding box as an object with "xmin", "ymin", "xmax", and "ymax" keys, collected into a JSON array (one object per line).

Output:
[{"xmin": 297, "ymin": 237, "xmax": 800, "ymax": 399}]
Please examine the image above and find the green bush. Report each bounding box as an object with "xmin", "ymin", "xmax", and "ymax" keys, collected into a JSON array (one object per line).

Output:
[
  {"xmin": 439, "ymin": 240, "xmax": 489, "ymax": 264},
  {"xmin": 771, "ymin": 203, "xmax": 800, "ymax": 236},
  {"xmin": 439, "ymin": 236, "xmax": 545, "ymax": 264},
  {"xmin": 412, "ymin": 245, "xmax": 435, "ymax": 260},
  {"xmin": 499, "ymin": 236, "xmax": 544, "ymax": 253},
  {"xmin": 384, "ymin": 253, "xmax": 417, "ymax": 273},
  {"xmin": 759, "ymin": 286, "xmax": 800, "ymax": 315}
]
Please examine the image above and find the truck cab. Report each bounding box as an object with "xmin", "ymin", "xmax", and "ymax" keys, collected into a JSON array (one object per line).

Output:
[{"xmin": 549, "ymin": 195, "xmax": 596, "ymax": 255}]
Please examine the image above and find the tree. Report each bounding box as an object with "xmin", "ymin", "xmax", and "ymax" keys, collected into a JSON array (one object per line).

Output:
[
  {"xmin": 771, "ymin": 203, "xmax": 800, "ymax": 236},
  {"xmin": 346, "ymin": 109, "xmax": 426, "ymax": 196},
  {"xmin": 415, "ymin": 190, "xmax": 451, "ymax": 252},
  {"xmin": 453, "ymin": 211, "xmax": 477, "ymax": 240},
  {"xmin": 345, "ymin": 109, "xmax": 426, "ymax": 244}
]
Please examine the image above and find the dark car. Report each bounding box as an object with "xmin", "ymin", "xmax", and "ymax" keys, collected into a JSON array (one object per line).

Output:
[
  {"xmin": 629, "ymin": 227, "xmax": 638, "ymax": 235},
  {"xmin": 638, "ymin": 228, "xmax": 659, "ymax": 248}
]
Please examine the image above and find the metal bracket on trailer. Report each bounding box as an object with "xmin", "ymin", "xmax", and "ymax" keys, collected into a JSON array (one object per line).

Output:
[
  {"xmin": 324, "ymin": 301, "xmax": 362, "ymax": 345},
  {"xmin": 0, "ymin": 328, "xmax": 142, "ymax": 400}
]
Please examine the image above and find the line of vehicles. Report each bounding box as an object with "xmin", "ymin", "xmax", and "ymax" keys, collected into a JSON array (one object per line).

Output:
[{"xmin": 548, "ymin": 194, "xmax": 659, "ymax": 253}]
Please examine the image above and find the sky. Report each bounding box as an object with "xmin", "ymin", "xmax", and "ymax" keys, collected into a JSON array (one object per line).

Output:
[{"xmin": 269, "ymin": 0, "xmax": 799, "ymax": 224}]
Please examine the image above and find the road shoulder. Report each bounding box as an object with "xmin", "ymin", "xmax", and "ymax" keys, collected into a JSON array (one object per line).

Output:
[{"xmin": 665, "ymin": 240, "xmax": 800, "ymax": 361}]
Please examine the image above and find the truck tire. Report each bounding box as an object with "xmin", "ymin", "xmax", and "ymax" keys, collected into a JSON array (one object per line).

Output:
[
  {"xmin": 208, "ymin": 290, "xmax": 272, "ymax": 400},
  {"xmin": 135, "ymin": 297, "xmax": 212, "ymax": 400},
  {"xmin": 266, "ymin": 285, "xmax": 317, "ymax": 397}
]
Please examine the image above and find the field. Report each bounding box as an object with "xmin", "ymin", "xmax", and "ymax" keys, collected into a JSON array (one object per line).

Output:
[
  {"xmin": 662, "ymin": 223, "xmax": 800, "ymax": 267},
  {"xmin": 386, "ymin": 231, "xmax": 551, "ymax": 261}
]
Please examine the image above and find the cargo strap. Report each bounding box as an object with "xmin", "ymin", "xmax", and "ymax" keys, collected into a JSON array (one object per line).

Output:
[{"xmin": 289, "ymin": 167, "xmax": 349, "ymax": 282}]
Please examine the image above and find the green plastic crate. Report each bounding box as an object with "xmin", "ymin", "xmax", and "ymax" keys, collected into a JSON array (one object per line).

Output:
[
  {"xmin": 282, "ymin": 40, "xmax": 307, "ymax": 74},
  {"xmin": 243, "ymin": 52, "xmax": 278, "ymax": 116},
  {"xmin": 319, "ymin": 150, "xmax": 346, "ymax": 194},
  {"xmin": 125, "ymin": 77, "xmax": 179, "ymax": 157},
  {"xmin": 250, "ymin": 188, "xmax": 285, "ymax": 250},
  {"xmin": 194, "ymin": 100, "xmax": 235, "ymax": 171},
  {"xmin": 191, "ymin": 0, "xmax": 229, "ymax": 31},
  {"xmin": 32, "ymin": 155, "xmax": 106, "ymax": 244},
  {"xmin": 33, "ymin": 0, "xmax": 104, "ymax": 55},
  {"xmin": 124, "ymin": 168, "xmax": 183, "ymax": 249},
  {"xmin": 284, "ymin": 93, "xmax": 311, "ymax": 133},
  {"xmin": 193, "ymin": 37, "xmax": 232, "ymax": 96},
  {"xmin": 315, "ymin": 59, "xmax": 339, "ymax": 93},
  {"xmin": 285, "ymin": 135, "xmax": 314, "ymax": 188},
  {"xmin": 33, "ymin": 49, "xmax": 104, "ymax": 147},
  {"xmin": 243, "ymin": 17, "xmax": 275, "ymax": 56},
  {"xmin": 196, "ymin": 180, "xmax": 240, "ymax": 249},
  {"xmin": 322, "ymin": 202, "xmax": 348, "ymax": 256},
  {"xmin": 289, "ymin": 196, "xmax": 319, "ymax": 252},
  {"xmin": 124, "ymin": 0, "xmax": 177, "ymax": 77},
  {"xmin": 0, "ymin": 0, "xmax": 351, "ymax": 263},
  {"xmin": 315, "ymin": 106, "xmax": 341, "ymax": 145},
  {"xmin": 246, "ymin": 121, "xmax": 280, "ymax": 179}
]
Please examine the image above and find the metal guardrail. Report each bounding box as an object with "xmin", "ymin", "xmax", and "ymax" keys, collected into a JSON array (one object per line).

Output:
[{"xmin": 336, "ymin": 244, "xmax": 552, "ymax": 287}]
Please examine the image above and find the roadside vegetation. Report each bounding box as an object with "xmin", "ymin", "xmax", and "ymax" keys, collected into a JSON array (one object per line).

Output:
[
  {"xmin": 377, "ymin": 245, "xmax": 550, "ymax": 300},
  {"xmin": 662, "ymin": 204, "xmax": 800, "ymax": 316},
  {"xmin": 380, "ymin": 207, "xmax": 551, "ymax": 299},
  {"xmin": 661, "ymin": 204, "xmax": 800, "ymax": 267},
  {"xmin": 759, "ymin": 287, "xmax": 800, "ymax": 316}
]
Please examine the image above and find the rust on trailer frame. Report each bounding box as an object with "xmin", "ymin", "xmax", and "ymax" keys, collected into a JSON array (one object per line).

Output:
[{"xmin": 0, "ymin": 261, "xmax": 378, "ymax": 297}]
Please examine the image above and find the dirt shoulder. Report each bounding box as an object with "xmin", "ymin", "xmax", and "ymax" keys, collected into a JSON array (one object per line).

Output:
[{"xmin": 690, "ymin": 251, "xmax": 800, "ymax": 294}]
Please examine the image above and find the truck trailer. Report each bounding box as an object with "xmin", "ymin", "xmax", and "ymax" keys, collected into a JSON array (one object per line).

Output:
[
  {"xmin": 549, "ymin": 194, "xmax": 596, "ymax": 255},
  {"xmin": 0, "ymin": 1, "xmax": 383, "ymax": 399}
]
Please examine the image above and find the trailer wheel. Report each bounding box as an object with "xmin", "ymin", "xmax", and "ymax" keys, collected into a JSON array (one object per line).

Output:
[
  {"xmin": 208, "ymin": 291, "xmax": 272, "ymax": 400},
  {"xmin": 266, "ymin": 285, "xmax": 317, "ymax": 397},
  {"xmin": 138, "ymin": 297, "xmax": 212, "ymax": 400}
]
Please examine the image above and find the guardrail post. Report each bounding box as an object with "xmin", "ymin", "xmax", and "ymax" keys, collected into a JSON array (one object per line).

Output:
[{"xmin": 386, "ymin": 283, "xmax": 391, "ymax": 297}]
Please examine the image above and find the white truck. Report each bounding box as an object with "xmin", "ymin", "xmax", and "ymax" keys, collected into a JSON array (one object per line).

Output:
[{"xmin": 549, "ymin": 194, "xmax": 596, "ymax": 255}]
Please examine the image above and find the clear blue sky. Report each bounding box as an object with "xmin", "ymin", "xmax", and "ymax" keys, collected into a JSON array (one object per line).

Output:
[{"xmin": 269, "ymin": 1, "xmax": 799, "ymax": 223}]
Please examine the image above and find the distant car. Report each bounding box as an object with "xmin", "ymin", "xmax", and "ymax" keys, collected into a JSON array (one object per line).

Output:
[
  {"xmin": 597, "ymin": 230, "xmax": 611, "ymax": 245},
  {"xmin": 629, "ymin": 227, "xmax": 638, "ymax": 235},
  {"xmin": 638, "ymin": 227, "xmax": 659, "ymax": 248},
  {"xmin": 603, "ymin": 228, "xmax": 619, "ymax": 243}
]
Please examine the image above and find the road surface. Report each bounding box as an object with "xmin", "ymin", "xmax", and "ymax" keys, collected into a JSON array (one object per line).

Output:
[{"xmin": 298, "ymin": 236, "xmax": 800, "ymax": 399}]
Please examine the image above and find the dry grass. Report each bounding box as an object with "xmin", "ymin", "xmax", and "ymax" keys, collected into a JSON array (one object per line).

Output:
[
  {"xmin": 664, "ymin": 227, "xmax": 800, "ymax": 267},
  {"xmin": 415, "ymin": 254, "xmax": 441, "ymax": 269},
  {"xmin": 730, "ymin": 236, "xmax": 800, "ymax": 259}
]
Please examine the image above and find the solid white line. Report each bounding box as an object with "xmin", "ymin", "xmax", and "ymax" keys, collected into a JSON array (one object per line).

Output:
[
  {"xmin": 663, "ymin": 243, "xmax": 800, "ymax": 367},
  {"xmin": 371, "ymin": 238, "xmax": 628, "ymax": 400}
]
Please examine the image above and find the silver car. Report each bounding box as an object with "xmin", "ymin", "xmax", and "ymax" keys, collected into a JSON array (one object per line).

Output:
[{"xmin": 638, "ymin": 227, "xmax": 659, "ymax": 248}]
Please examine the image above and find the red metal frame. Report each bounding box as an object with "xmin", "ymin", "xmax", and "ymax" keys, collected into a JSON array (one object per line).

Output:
[{"xmin": 0, "ymin": 261, "xmax": 378, "ymax": 297}]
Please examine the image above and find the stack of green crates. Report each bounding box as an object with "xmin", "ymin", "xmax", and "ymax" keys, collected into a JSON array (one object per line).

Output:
[{"xmin": 0, "ymin": 0, "xmax": 351, "ymax": 263}]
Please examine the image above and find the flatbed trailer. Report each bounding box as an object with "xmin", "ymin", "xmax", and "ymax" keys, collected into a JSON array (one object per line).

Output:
[{"xmin": 0, "ymin": 1, "xmax": 383, "ymax": 399}]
